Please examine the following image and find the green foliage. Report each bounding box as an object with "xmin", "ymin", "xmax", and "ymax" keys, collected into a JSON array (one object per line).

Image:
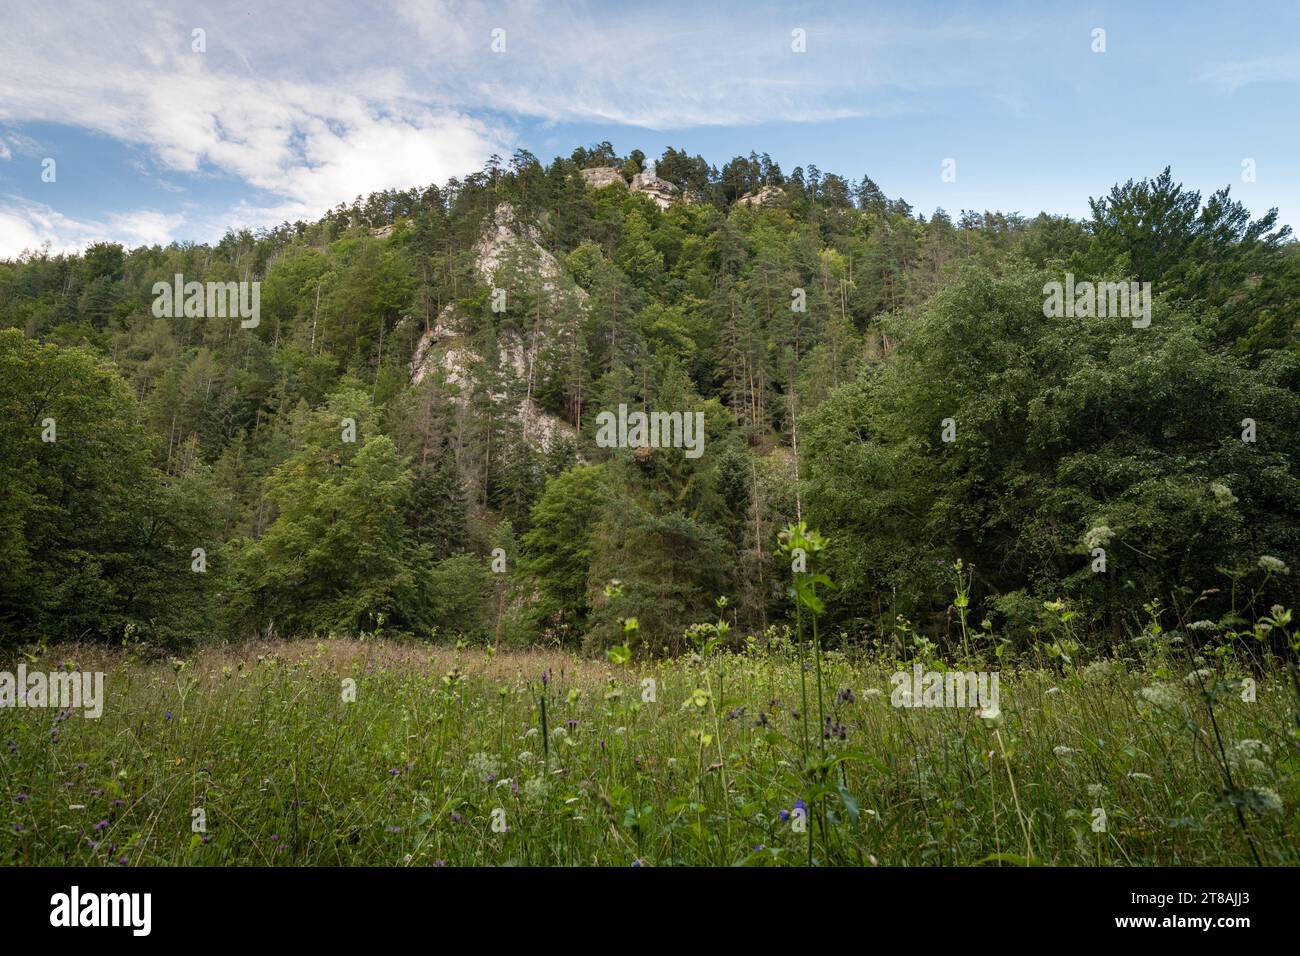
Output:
[
  {"xmin": 0, "ymin": 330, "xmax": 216, "ymax": 646},
  {"xmin": 2, "ymin": 154, "xmax": 1297, "ymax": 655},
  {"xmin": 804, "ymin": 263, "xmax": 1300, "ymax": 638}
]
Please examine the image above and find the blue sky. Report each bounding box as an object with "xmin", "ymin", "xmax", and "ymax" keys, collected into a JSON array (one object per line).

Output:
[{"xmin": 1, "ymin": 0, "xmax": 1298, "ymax": 257}]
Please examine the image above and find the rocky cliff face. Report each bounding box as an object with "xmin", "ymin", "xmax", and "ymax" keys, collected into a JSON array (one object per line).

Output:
[
  {"xmin": 406, "ymin": 203, "xmax": 579, "ymax": 453},
  {"xmin": 629, "ymin": 171, "xmax": 677, "ymax": 209},
  {"xmin": 580, "ymin": 165, "xmax": 680, "ymax": 209},
  {"xmin": 580, "ymin": 166, "xmax": 627, "ymax": 190},
  {"xmin": 737, "ymin": 185, "xmax": 785, "ymax": 208}
]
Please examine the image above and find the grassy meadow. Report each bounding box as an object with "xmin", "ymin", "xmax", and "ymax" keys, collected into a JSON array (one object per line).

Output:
[{"xmin": 3, "ymin": 630, "xmax": 1297, "ymax": 867}]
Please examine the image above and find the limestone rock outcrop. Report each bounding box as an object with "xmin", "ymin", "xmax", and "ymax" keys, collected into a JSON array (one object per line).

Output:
[{"xmin": 736, "ymin": 185, "xmax": 785, "ymax": 208}]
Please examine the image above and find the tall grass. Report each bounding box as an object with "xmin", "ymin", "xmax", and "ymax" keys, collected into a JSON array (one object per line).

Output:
[{"xmin": 2, "ymin": 624, "xmax": 1295, "ymax": 866}]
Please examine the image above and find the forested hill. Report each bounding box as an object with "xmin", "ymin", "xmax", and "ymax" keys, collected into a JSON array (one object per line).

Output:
[{"xmin": 2, "ymin": 144, "xmax": 1298, "ymax": 653}]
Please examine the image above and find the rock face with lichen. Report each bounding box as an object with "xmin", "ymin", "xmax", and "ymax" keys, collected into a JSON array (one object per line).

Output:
[
  {"xmin": 580, "ymin": 166, "xmax": 627, "ymax": 190},
  {"xmin": 629, "ymin": 171, "xmax": 677, "ymax": 209},
  {"xmin": 579, "ymin": 164, "xmax": 682, "ymax": 209},
  {"xmin": 406, "ymin": 203, "xmax": 580, "ymax": 453},
  {"xmin": 736, "ymin": 185, "xmax": 785, "ymax": 208}
]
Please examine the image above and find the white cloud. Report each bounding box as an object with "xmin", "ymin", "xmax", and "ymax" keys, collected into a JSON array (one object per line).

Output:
[
  {"xmin": 0, "ymin": 196, "xmax": 187, "ymax": 258},
  {"xmin": 1198, "ymin": 53, "xmax": 1300, "ymax": 92},
  {"xmin": 0, "ymin": 139, "xmax": 10, "ymax": 161},
  {"xmin": 0, "ymin": 0, "xmax": 1004, "ymax": 250},
  {"xmin": 0, "ymin": 2, "xmax": 512, "ymax": 248}
]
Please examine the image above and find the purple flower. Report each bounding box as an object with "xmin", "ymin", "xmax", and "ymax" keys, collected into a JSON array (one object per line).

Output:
[
  {"xmin": 164, "ymin": 711, "xmax": 172, "ymax": 721},
  {"xmin": 433, "ymin": 859, "xmax": 447, "ymax": 867},
  {"xmin": 450, "ymin": 812, "xmax": 462, "ymax": 823},
  {"xmin": 386, "ymin": 826, "xmax": 401, "ymax": 833},
  {"xmin": 565, "ymin": 719, "xmax": 578, "ymax": 729},
  {"xmin": 12, "ymin": 823, "xmax": 23, "ymax": 832},
  {"xmin": 13, "ymin": 793, "xmax": 30, "ymax": 802},
  {"xmin": 93, "ymin": 819, "xmax": 109, "ymax": 831},
  {"xmin": 118, "ymin": 856, "xmax": 129, "ymax": 866},
  {"xmin": 631, "ymin": 858, "xmax": 643, "ymax": 867},
  {"xmin": 270, "ymin": 834, "xmax": 280, "ymax": 842},
  {"xmin": 540, "ymin": 670, "xmax": 549, "ymax": 687}
]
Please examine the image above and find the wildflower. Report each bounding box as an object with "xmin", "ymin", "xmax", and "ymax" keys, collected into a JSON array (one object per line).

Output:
[
  {"xmin": 1081, "ymin": 660, "xmax": 1115, "ymax": 684},
  {"xmin": 1139, "ymin": 684, "xmax": 1177, "ymax": 709},
  {"xmin": 13, "ymin": 794, "xmax": 30, "ymax": 803},
  {"xmin": 523, "ymin": 777, "xmax": 547, "ymax": 805},
  {"xmin": 631, "ymin": 859, "xmax": 643, "ymax": 867},
  {"xmin": 450, "ymin": 812, "xmax": 463, "ymax": 823},
  {"xmin": 1127, "ymin": 772, "xmax": 1152, "ymax": 781},
  {"xmin": 386, "ymin": 826, "xmax": 401, "ymax": 833},
  {"xmin": 467, "ymin": 752, "xmax": 503, "ymax": 781},
  {"xmin": 836, "ymin": 688, "xmax": 856, "ymax": 705},
  {"xmin": 1258, "ymin": 556, "xmax": 1290, "ymax": 575},
  {"xmin": 93, "ymin": 819, "xmax": 109, "ymax": 831},
  {"xmin": 1053, "ymin": 746, "xmax": 1076, "ymax": 757},
  {"xmin": 1247, "ymin": 787, "xmax": 1283, "ymax": 815},
  {"xmin": 1227, "ymin": 740, "xmax": 1271, "ymax": 775}
]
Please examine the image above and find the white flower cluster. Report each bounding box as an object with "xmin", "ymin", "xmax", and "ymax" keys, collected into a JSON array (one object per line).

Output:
[{"xmin": 466, "ymin": 751, "xmax": 503, "ymax": 781}]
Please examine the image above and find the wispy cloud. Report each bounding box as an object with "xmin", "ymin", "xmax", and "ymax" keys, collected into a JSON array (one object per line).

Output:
[
  {"xmin": 1198, "ymin": 53, "xmax": 1300, "ymax": 92},
  {"xmin": 0, "ymin": 0, "xmax": 1043, "ymax": 253},
  {"xmin": 0, "ymin": 196, "xmax": 185, "ymax": 256}
]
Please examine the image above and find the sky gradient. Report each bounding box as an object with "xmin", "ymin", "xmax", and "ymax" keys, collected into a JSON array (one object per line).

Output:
[{"xmin": 1, "ymin": 0, "xmax": 1298, "ymax": 257}]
